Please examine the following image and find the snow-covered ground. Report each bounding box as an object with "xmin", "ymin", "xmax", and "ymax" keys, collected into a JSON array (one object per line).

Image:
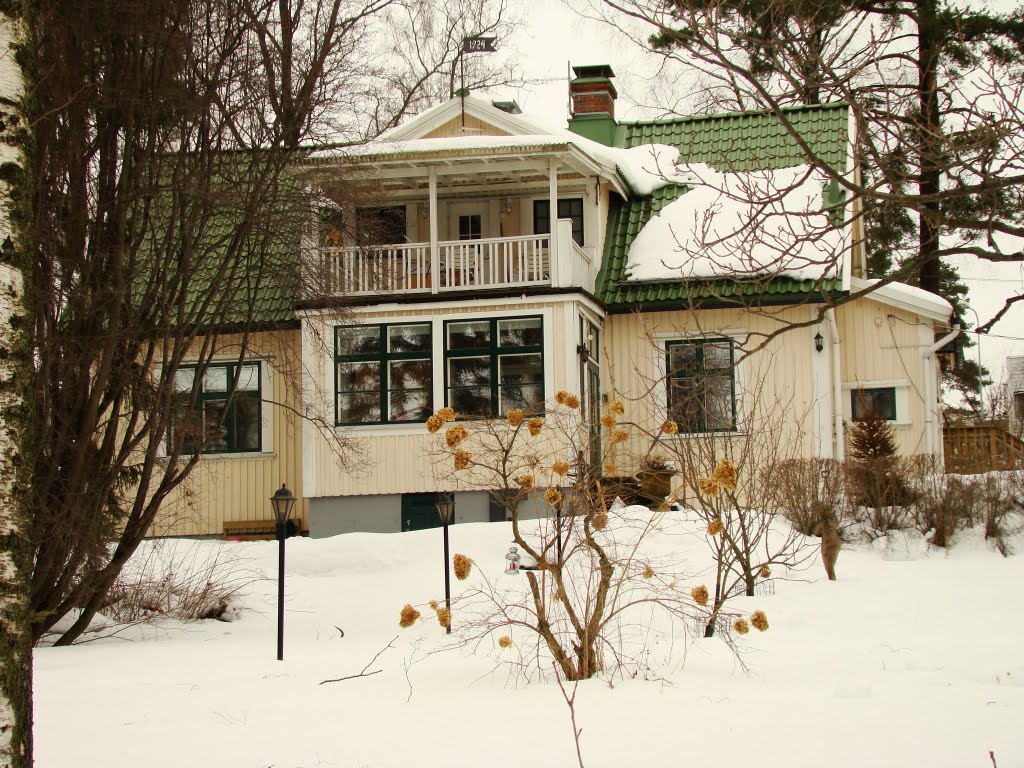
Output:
[{"xmin": 34, "ymin": 513, "xmax": 1023, "ymax": 768}]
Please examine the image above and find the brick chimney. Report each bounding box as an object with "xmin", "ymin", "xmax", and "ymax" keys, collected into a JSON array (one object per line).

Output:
[{"xmin": 567, "ymin": 65, "xmax": 619, "ymax": 146}]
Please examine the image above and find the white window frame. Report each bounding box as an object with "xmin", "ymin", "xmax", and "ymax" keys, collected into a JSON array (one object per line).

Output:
[{"xmin": 842, "ymin": 379, "xmax": 911, "ymax": 426}]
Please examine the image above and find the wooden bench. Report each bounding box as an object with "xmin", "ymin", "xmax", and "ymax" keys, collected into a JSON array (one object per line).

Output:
[{"xmin": 223, "ymin": 519, "xmax": 301, "ymax": 541}]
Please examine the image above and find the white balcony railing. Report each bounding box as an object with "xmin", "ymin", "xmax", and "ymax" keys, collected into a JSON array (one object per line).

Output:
[{"xmin": 314, "ymin": 224, "xmax": 593, "ymax": 297}]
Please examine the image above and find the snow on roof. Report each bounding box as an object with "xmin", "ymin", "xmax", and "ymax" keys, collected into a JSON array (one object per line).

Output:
[
  {"xmin": 624, "ymin": 164, "xmax": 850, "ymax": 282},
  {"xmin": 850, "ymin": 276, "xmax": 953, "ymax": 321}
]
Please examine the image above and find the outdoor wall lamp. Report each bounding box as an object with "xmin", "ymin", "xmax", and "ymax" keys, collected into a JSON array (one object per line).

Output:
[{"xmin": 814, "ymin": 331, "xmax": 824, "ymax": 353}]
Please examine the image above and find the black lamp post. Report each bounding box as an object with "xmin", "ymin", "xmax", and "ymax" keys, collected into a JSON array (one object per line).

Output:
[
  {"xmin": 436, "ymin": 493, "xmax": 454, "ymax": 635},
  {"xmin": 270, "ymin": 483, "xmax": 296, "ymax": 661}
]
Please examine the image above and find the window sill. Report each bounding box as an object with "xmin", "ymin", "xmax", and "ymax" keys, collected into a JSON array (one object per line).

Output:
[
  {"xmin": 161, "ymin": 450, "xmax": 276, "ymax": 461},
  {"xmin": 658, "ymin": 430, "xmax": 746, "ymax": 441}
]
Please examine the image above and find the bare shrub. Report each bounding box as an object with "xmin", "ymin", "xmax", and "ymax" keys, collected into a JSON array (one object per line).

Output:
[
  {"xmin": 978, "ymin": 471, "xmax": 1024, "ymax": 555},
  {"xmin": 102, "ymin": 540, "xmax": 256, "ymax": 624},
  {"xmin": 774, "ymin": 458, "xmax": 844, "ymax": 535},
  {"xmin": 911, "ymin": 475, "xmax": 980, "ymax": 548}
]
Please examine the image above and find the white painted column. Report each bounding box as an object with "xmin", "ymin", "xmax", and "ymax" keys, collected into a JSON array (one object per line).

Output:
[
  {"xmin": 429, "ymin": 166, "xmax": 439, "ymax": 294},
  {"xmin": 810, "ymin": 309, "xmax": 833, "ymax": 459},
  {"xmin": 548, "ymin": 159, "xmax": 559, "ymax": 284}
]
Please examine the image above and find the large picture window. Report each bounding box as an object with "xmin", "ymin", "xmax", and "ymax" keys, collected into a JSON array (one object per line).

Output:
[
  {"xmin": 445, "ymin": 316, "xmax": 544, "ymax": 417},
  {"xmin": 533, "ymin": 198, "xmax": 584, "ymax": 246},
  {"xmin": 173, "ymin": 362, "xmax": 262, "ymax": 454},
  {"xmin": 666, "ymin": 338, "xmax": 736, "ymax": 433},
  {"xmin": 335, "ymin": 323, "xmax": 432, "ymax": 425}
]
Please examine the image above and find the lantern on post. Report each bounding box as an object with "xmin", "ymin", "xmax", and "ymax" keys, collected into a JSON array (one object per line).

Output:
[
  {"xmin": 436, "ymin": 493, "xmax": 455, "ymax": 634},
  {"xmin": 270, "ymin": 483, "xmax": 297, "ymax": 661},
  {"xmin": 504, "ymin": 545, "xmax": 521, "ymax": 575}
]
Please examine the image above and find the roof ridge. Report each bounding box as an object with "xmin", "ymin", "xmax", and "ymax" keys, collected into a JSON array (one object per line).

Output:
[{"xmin": 621, "ymin": 101, "xmax": 849, "ymax": 130}]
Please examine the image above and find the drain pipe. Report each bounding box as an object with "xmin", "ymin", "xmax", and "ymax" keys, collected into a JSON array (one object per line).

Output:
[
  {"xmin": 827, "ymin": 309, "xmax": 844, "ymax": 461},
  {"xmin": 924, "ymin": 325, "xmax": 961, "ymax": 456}
]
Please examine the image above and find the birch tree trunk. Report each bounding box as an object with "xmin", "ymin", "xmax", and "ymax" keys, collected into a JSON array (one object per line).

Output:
[{"xmin": 0, "ymin": 9, "xmax": 32, "ymax": 767}]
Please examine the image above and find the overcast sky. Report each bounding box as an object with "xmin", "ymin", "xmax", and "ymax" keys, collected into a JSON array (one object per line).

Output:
[{"xmin": 479, "ymin": 1, "xmax": 1024, "ymax": 390}]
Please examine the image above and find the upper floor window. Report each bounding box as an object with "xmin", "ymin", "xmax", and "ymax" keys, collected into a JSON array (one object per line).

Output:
[
  {"xmin": 173, "ymin": 362, "xmax": 262, "ymax": 454},
  {"xmin": 533, "ymin": 198, "xmax": 584, "ymax": 246},
  {"xmin": 335, "ymin": 323, "xmax": 432, "ymax": 425},
  {"xmin": 445, "ymin": 316, "xmax": 544, "ymax": 417},
  {"xmin": 666, "ymin": 338, "xmax": 736, "ymax": 433},
  {"xmin": 319, "ymin": 206, "xmax": 407, "ymax": 248},
  {"xmin": 851, "ymin": 387, "xmax": 897, "ymax": 421}
]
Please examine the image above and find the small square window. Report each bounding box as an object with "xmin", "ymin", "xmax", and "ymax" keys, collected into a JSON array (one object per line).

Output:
[{"xmin": 851, "ymin": 388, "xmax": 897, "ymax": 421}]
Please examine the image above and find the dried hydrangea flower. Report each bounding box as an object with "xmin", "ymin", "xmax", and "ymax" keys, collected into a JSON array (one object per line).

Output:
[
  {"xmin": 698, "ymin": 477, "xmax": 720, "ymax": 497},
  {"xmin": 437, "ymin": 406, "xmax": 456, "ymax": 423},
  {"xmin": 733, "ymin": 618, "xmax": 750, "ymax": 635},
  {"xmin": 453, "ymin": 554, "xmax": 472, "ymax": 580},
  {"xmin": 429, "ymin": 600, "xmax": 438, "ymax": 610},
  {"xmin": 706, "ymin": 518, "xmax": 725, "ymax": 536},
  {"xmin": 660, "ymin": 419, "xmax": 678, "ymax": 435},
  {"xmin": 454, "ymin": 449, "xmax": 471, "ymax": 470},
  {"xmin": 609, "ymin": 400, "xmax": 625, "ymax": 416},
  {"xmin": 610, "ymin": 428, "xmax": 628, "ymax": 444},
  {"xmin": 592, "ymin": 509, "xmax": 608, "ymax": 530},
  {"xmin": 426, "ymin": 414, "xmax": 444, "ymax": 433},
  {"xmin": 691, "ymin": 585, "xmax": 709, "ymax": 606},
  {"xmin": 445, "ymin": 424, "xmax": 469, "ymax": 448},
  {"xmin": 526, "ymin": 454, "xmax": 540, "ymax": 468},
  {"xmin": 713, "ymin": 458, "xmax": 738, "ymax": 491},
  {"xmin": 750, "ymin": 610, "xmax": 769, "ymax": 632},
  {"xmin": 435, "ymin": 607, "xmax": 451, "ymax": 629},
  {"xmin": 498, "ymin": 635, "xmax": 512, "ymax": 649},
  {"xmin": 552, "ymin": 459, "xmax": 570, "ymax": 476},
  {"xmin": 555, "ymin": 390, "xmax": 570, "ymax": 405},
  {"xmin": 563, "ymin": 393, "xmax": 580, "ymax": 409},
  {"xmin": 515, "ymin": 474, "xmax": 535, "ymax": 490},
  {"xmin": 600, "ymin": 413, "xmax": 617, "ymax": 428},
  {"xmin": 507, "ymin": 408, "xmax": 524, "ymax": 428},
  {"xmin": 544, "ymin": 487, "xmax": 563, "ymax": 506},
  {"xmin": 399, "ymin": 604, "xmax": 421, "ymax": 628},
  {"xmin": 527, "ymin": 417, "xmax": 543, "ymax": 436},
  {"xmin": 642, "ymin": 565, "xmax": 654, "ymax": 580},
  {"xmin": 602, "ymin": 463, "xmax": 616, "ymax": 475},
  {"xmin": 759, "ymin": 565, "xmax": 771, "ymax": 578}
]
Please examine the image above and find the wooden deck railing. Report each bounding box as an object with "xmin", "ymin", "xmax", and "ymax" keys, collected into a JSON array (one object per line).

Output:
[{"xmin": 943, "ymin": 422, "xmax": 1024, "ymax": 474}]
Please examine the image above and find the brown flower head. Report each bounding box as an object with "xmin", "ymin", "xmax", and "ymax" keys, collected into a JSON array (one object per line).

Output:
[
  {"xmin": 544, "ymin": 487, "xmax": 563, "ymax": 507},
  {"xmin": 429, "ymin": 600, "xmax": 438, "ymax": 610},
  {"xmin": 759, "ymin": 565, "xmax": 771, "ymax": 579},
  {"xmin": 713, "ymin": 458, "xmax": 738, "ymax": 492},
  {"xmin": 555, "ymin": 390, "xmax": 570, "ymax": 405},
  {"xmin": 454, "ymin": 449, "xmax": 471, "ymax": 470},
  {"xmin": 691, "ymin": 585, "xmax": 709, "ymax": 606},
  {"xmin": 399, "ymin": 604, "xmax": 421, "ymax": 628},
  {"xmin": 515, "ymin": 474, "xmax": 535, "ymax": 490},
  {"xmin": 435, "ymin": 606, "xmax": 451, "ymax": 629},
  {"xmin": 525, "ymin": 454, "xmax": 540, "ymax": 469},
  {"xmin": 610, "ymin": 428, "xmax": 629, "ymax": 444},
  {"xmin": 600, "ymin": 413, "xmax": 617, "ymax": 428},
  {"xmin": 750, "ymin": 610, "xmax": 769, "ymax": 632},
  {"xmin": 552, "ymin": 459, "xmax": 570, "ymax": 477},
  {"xmin": 445, "ymin": 424, "xmax": 469, "ymax": 448},
  {"xmin": 706, "ymin": 518, "xmax": 725, "ymax": 536},
  {"xmin": 507, "ymin": 408, "xmax": 525, "ymax": 428},
  {"xmin": 527, "ymin": 417, "xmax": 543, "ymax": 436},
  {"xmin": 660, "ymin": 419, "xmax": 679, "ymax": 435},
  {"xmin": 642, "ymin": 565, "xmax": 654, "ymax": 580},
  {"xmin": 498, "ymin": 635, "xmax": 512, "ymax": 649},
  {"xmin": 602, "ymin": 463, "xmax": 617, "ymax": 475},
  {"xmin": 426, "ymin": 414, "xmax": 444, "ymax": 433},
  {"xmin": 609, "ymin": 400, "xmax": 625, "ymax": 416},
  {"xmin": 453, "ymin": 554, "xmax": 472, "ymax": 580},
  {"xmin": 563, "ymin": 393, "xmax": 580, "ymax": 409},
  {"xmin": 733, "ymin": 618, "xmax": 750, "ymax": 635},
  {"xmin": 437, "ymin": 406, "xmax": 457, "ymax": 423},
  {"xmin": 592, "ymin": 509, "xmax": 608, "ymax": 530},
  {"xmin": 698, "ymin": 477, "xmax": 720, "ymax": 497}
]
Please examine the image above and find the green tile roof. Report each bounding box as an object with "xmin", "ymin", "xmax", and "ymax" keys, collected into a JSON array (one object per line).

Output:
[{"xmin": 592, "ymin": 102, "xmax": 850, "ymax": 309}]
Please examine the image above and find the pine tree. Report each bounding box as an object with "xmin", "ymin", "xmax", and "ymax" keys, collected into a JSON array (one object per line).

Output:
[{"xmin": 849, "ymin": 407, "xmax": 899, "ymax": 462}]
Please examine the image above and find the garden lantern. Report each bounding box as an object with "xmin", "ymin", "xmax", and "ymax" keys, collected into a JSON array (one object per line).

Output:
[
  {"xmin": 436, "ymin": 493, "xmax": 454, "ymax": 634},
  {"xmin": 504, "ymin": 545, "xmax": 521, "ymax": 575},
  {"xmin": 270, "ymin": 483, "xmax": 297, "ymax": 661}
]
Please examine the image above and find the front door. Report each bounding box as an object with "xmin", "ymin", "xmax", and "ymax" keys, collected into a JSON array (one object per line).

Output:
[
  {"xmin": 401, "ymin": 493, "xmax": 442, "ymax": 532},
  {"xmin": 447, "ymin": 202, "xmax": 490, "ymax": 241}
]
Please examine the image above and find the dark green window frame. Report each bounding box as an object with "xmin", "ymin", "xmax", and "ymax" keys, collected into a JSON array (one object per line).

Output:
[
  {"xmin": 851, "ymin": 387, "xmax": 897, "ymax": 421},
  {"xmin": 334, "ymin": 322, "xmax": 433, "ymax": 426},
  {"xmin": 444, "ymin": 316, "xmax": 545, "ymax": 418},
  {"xmin": 533, "ymin": 198, "xmax": 584, "ymax": 246},
  {"xmin": 666, "ymin": 338, "xmax": 737, "ymax": 433},
  {"xmin": 174, "ymin": 361, "xmax": 263, "ymax": 454}
]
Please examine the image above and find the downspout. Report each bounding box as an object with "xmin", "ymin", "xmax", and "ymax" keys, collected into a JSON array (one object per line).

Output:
[
  {"xmin": 924, "ymin": 325, "xmax": 960, "ymax": 456},
  {"xmin": 827, "ymin": 309, "xmax": 844, "ymax": 461}
]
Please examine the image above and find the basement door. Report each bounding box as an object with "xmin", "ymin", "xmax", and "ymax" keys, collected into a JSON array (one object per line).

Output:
[{"xmin": 401, "ymin": 492, "xmax": 443, "ymax": 532}]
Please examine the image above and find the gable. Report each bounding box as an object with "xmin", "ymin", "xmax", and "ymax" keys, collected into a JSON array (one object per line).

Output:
[
  {"xmin": 381, "ymin": 94, "xmax": 552, "ymax": 142},
  {"xmin": 423, "ymin": 113, "xmax": 512, "ymax": 139}
]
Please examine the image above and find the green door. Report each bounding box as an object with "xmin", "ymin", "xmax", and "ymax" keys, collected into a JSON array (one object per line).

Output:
[{"xmin": 401, "ymin": 493, "xmax": 442, "ymax": 532}]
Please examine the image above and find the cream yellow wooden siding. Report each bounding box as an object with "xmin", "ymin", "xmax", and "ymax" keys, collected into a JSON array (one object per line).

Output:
[
  {"xmin": 836, "ymin": 299, "xmax": 930, "ymax": 455},
  {"xmin": 309, "ymin": 299, "xmax": 579, "ymax": 497},
  {"xmin": 152, "ymin": 330, "xmax": 307, "ymax": 537},
  {"xmin": 423, "ymin": 114, "xmax": 510, "ymax": 139},
  {"xmin": 602, "ymin": 306, "xmax": 820, "ymax": 472}
]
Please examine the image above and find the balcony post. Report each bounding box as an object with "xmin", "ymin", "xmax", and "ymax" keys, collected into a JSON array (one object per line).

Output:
[
  {"xmin": 429, "ymin": 166, "xmax": 439, "ymax": 294},
  {"xmin": 548, "ymin": 158, "xmax": 559, "ymax": 284}
]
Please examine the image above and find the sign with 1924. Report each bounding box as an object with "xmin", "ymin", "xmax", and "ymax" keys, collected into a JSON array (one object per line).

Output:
[{"xmin": 462, "ymin": 36, "xmax": 496, "ymax": 54}]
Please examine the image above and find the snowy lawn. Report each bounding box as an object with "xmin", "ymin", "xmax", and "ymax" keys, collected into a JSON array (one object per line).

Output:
[{"xmin": 34, "ymin": 513, "xmax": 1023, "ymax": 768}]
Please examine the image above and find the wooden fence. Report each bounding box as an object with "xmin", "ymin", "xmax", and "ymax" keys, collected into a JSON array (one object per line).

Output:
[{"xmin": 943, "ymin": 422, "xmax": 1024, "ymax": 474}]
